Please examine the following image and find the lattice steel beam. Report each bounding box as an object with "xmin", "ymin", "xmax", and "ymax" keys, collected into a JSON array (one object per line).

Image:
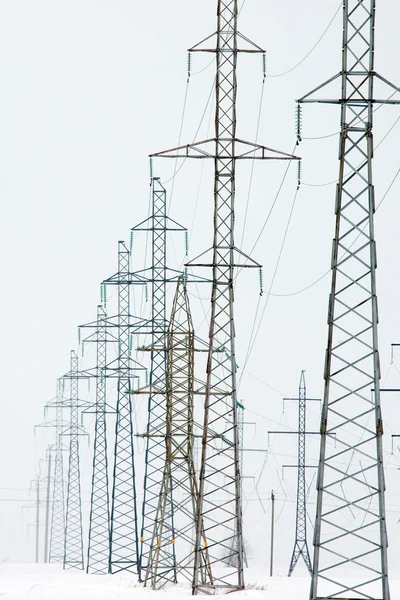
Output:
[
  {"xmin": 85, "ymin": 304, "xmax": 110, "ymax": 574},
  {"xmin": 299, "ymin": 2, "xmax": 400, "ymax": 598},
  {"xmin": 40, "ymin": 381, "xmax": 68, "ymax": 564},
  {"xmin": 104, "ymin": 241, "xmax": 146, "ymax": 575},
  {"xmin": 151, "ymin": 1, "xmax": 297, "ymax": 593},
  {"xmin": 62, "ymin": 350, "xmax": 88, "ymax": 570},
  {"xmin": 130, "ymin": 178, "xmax": 190, "ymax": 580},
  {"xmin": 143, "ymin": 278, "xmax": 212, "ymax": 589},
  {"xmin": 287, "ymin": 372, "xmax": 313, "ymax": 577}
]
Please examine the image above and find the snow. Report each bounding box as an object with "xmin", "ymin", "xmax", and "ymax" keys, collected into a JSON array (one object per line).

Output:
[{"xmin": 1, "ymin": 564, "xmax": 399, "ymax": 600}]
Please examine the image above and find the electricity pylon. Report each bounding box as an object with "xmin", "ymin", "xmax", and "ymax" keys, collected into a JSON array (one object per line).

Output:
[
  {"xmin": 143, "ymin": 278, "xmax": 212, "ymax": 589},
  {"xmin": 130, "ymin": 178, "xmax": 187, "ymax": 579},
  {"xmin": 62, "ymin": 350, "xmax": 89, "ymax": 570},
  {"xmin": 83, "ymin": 304, "xmax": 111, "ymax": 574},
  {"xmin": 151, "ymin": 1, "xmax": 297, "ymax": 592},
  {"xmin": 299, "ymin": 2, "xmax": 400, "ymax": 598},
  {"xmin": 103, "ymin": 241, "xmax": 146, "ymax": 575},
  {"xmin": 36, "ymin": 380, "xmax": 68, "ymax": 564},
  {"xmin": 268, "ymin": 372, "xmax": 320, "ymax": 577},
  {"xmin": 287, "ymin": 372, "xmax": 313, "ymax": 577}
]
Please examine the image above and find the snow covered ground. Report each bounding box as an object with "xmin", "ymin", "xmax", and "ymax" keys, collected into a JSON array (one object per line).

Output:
[
  {"xmin": 0, "ymin": 563, "xmax": 305, "ymax": 599},
  {"xmin": 0, "ymin": 564, "xmax": 399, "ymax": 600}
]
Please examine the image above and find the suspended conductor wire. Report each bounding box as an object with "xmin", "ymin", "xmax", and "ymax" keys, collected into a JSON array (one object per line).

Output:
[
  {"xmin": 190, "ymin": 58, "xmax": 214, "ymax": 75},
  {"xmin": 166, "ymin": 78, "xmax": 190, "ymax": 210},
  {"xmin": 264, "ymin": 145, "xmax": 400, "ymax": 299},
  {"xmin": 239, "ymin": 77, "xmax": 266, "ymax": 250},
  {"xmin": 239, "ymin": 184, "xmax": 299, "ymax": 387},
  {"xmin": 248, "ymin": 143, "xmax": 297, "ymax": 258},
  {"xmin": 267, "ymin": 2, "xmax": 341, "ymax": 78},
  {"xmin": 163, "ymin": 76, "xmax": 215, "ymax": 192}
]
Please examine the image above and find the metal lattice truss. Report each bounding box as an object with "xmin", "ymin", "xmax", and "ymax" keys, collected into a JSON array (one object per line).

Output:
[
  {"xmin": 130, "ymin": 178, "xmax": 196, "ymax": 581},
  {"xmin": 86, "ymin": 304, "xmax": 110, "ymax": 574},
  {"xmin": 299, "ymin": 2, "xmax": 400, "ymax": 598},
  {"xmin": 63, "ymin": 350, "xmax": 88, "ymax": 570},
  {"xmin": 43, "ymin": 381, "xmax": 68, "ymax": 564},
  {"xmin": 143, "ymin": 279, "xmax": 212, "ymax": 589},
  {"xmin": 133, "ymin": 180, "xmax": 183, "ymax": 579},
  {"xmin": 151, "ymin": 1, "xmax": 297, "ymax": 593},
  {"xmin": 106, "ymin": 242, "xmax": 144, "ymax": 575},
  {"xmin": 288, "ymin": 372, "xmax": 312, "ymax": 577}
]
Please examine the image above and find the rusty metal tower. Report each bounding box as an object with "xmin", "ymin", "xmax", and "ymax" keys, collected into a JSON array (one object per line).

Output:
[
  {"xmin": 299, "ymin": 2, "xmax": 400, "ymax": 598},
  {"xmin": 152, "ymin": 1, "xmax": 297, "ymax": 592},
  {"xmin": 143, "ymin": 278, "xmax": 211, "ymax": 589}
]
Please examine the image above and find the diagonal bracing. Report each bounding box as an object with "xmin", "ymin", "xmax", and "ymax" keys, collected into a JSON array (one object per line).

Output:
[
  {"xmin": 151, "ymin": 1, "xmax": 297, "ymax": 593},
  {"xmin": 299, "ymin": 2, "xmax": 400, "ymax": 598},
  {"xmin": 143, "ymin": 278, "xmax": 212, "ymax": 589}
]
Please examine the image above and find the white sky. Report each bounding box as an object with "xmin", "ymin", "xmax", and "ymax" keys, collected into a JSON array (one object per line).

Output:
[{"xmin": 1, "ymin": 0, "xmax": 400, "ymax": 578}]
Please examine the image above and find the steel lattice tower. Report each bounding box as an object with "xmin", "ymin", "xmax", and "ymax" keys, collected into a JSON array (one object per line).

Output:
[
  {"xmin": 288, "ymin": 371, "xmax": 312, "ymax": 577},
  {"xmin": 43, "ymin": 380, "xmax": 67, "ymax": 564},
  {"xmin": 299, "ymin": 2, "xmax": 400, "ymax": 598},
  {"xmin": 152, "ymin": 1, "xmax": 296, "ymax": 592},
  {"xmin": 86, "ymin": 304, "xmax": 110, "ymax": 574},
  {"xmin": 106, "ymin": 241, "xmax": 143, "ymax": 575},
  {"xmin": 63, "ymin": 350, "xmax": 85, "ymax": 570},
  {"xmin": 143, "ymin": 278, "xmax": 211, "ymax": 588},
  {"xmin": 130, "ymin": 178, "xmax": 186, "ymax": 578}
]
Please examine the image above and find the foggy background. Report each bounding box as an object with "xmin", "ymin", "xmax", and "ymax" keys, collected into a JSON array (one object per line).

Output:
[{"xmin": 0, "ymin": 0, "xmax": 400, "ymax": 579}]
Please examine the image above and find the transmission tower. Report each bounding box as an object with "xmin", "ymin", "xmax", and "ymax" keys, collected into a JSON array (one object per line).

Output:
[
  {"xmin": 299, "ymin": 2, "xmax": 400, "ymax": 598},
  {"xmin": 152, "ymin": 1, "xmax": 297, "ymax": 592},
  {"xmin": 103, "ymin": 241, "xmax": 145, "ymax": 575},
  {"xmin": 36, "ymin": 380, "xmax": 68, "ymax": 564},
  {"xmin": 130, "ymin": 178, "xmax": 187, "ymax": 578},
  {"xmin": 287, "ymin": 371, "xmax": 313, "ymax": 577},
  {"xmin": 63, "ymin": 349, "xmax": 88, "ymax": 570},
  {"xmin": 84, "ymin": 304, "xmax": 111, "ymax": 574},
  {"xmin": 143, "ymin": 278, "xmax": 212, "ymax": 588},
  {"xmin": 268, "ymin": 373, "xmax": 321, "ymax": 577}
]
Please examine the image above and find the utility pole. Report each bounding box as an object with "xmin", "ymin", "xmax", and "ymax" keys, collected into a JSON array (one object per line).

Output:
[
  {"xmin": 151, "ymin": 2, "xmax": 297, "ymax": 592},
  {"xmin": 269, "ymin": 491, "xmax": 275, "ymax": 578},
  {"xmin": 299, "ymin": 2, "xmax": 400, "ymax": 598}
]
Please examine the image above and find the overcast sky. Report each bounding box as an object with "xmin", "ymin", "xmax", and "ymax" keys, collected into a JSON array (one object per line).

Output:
[{"xmin": 1, "ymin": 0, "xmax": 400, "ymax": 576}]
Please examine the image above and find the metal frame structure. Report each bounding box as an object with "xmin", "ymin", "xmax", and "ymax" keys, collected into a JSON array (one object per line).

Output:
[
  {"xmin": 268, "ymin": 373, "xmax": 321, "ymax": 577},
  {"xmin": 104, "ymin": 241, "xmax": 144, "ymax": 575},
  {"xmin": 39, "ymin": 381, "xmax": 68, "ymax": 564},
  {"xmin": 299, "ymin": 2, "xmax": 400, "ymax": 598},
  {"xmin": 63, "ymin": 350, "xmax": 87, "ymax": 570},
  {"xmin": 287, "ymin": 372, "xmax": 313, "ymax": 577},
  {"xmin": 143, "ymin": 278, "xmax": 211, "ymax": 589},
  {"xmin": 151, "ymin": 1, "xmax": 297, "ymax": 592},
  {"xmin": 85, "ymin": 304, "xmax": 111, "ymax": 574},
  {"xmin": 133, "ymin": 179, "xmax": 184, "ymax": 579},
  {"xmin": 130, "ymin": 178, "xmax": 195, "ymax": 581}
]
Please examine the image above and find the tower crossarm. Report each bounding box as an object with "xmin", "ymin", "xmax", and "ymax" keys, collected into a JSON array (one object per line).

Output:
[{"xmin": 298, "ymin": 3, "xmax": 399, "ymax": 599}]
